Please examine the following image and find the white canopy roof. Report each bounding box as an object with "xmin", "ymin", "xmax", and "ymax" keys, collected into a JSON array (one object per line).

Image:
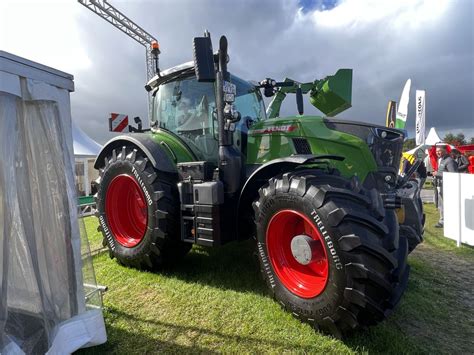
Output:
[
  {"xmin": 73, "ymin": 123, "xmax": 102, "ymax": 158},
  {"xmin": 405, "ymin": 127, "xmax": 443, "ymax": 153},
  {"xmin": 425, "ymin": 127, "xmax": 443, "ymax": 146},
  {"xmin": 403, "ymin": 127, "xmax": 444, "ymax": 161}
]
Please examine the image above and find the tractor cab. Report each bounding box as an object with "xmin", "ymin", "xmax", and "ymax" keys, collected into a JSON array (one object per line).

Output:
[{"xmin": 148, "ymin": 62, "xmax": 266, "ymax": 164}]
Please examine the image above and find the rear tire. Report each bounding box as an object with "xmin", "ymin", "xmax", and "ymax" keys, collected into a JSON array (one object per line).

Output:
[
  {"xmin": 253, "ymin": 169, "xmax": 409, "ymax": 336},
  {"xmin": 95, "ymin": 146, "xmax": 191, "ymax": 269}
]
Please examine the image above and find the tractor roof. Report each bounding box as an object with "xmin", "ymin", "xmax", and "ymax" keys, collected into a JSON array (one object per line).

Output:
[
  {"xmin": 145, "ymin": 61, "xmax": 256, "ymax": 93},
  {"xmin": 145, "ymin": 61, "xmax": 194, "ymax": 91}
]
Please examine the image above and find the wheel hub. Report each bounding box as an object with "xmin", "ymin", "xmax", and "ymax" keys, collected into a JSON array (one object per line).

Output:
[
  {"xmin": 266, "ymin": 209, "xmax": 329, "ymax": 298},
  {"xmin": 290, "ymin": 235, "xmax": 324, "ymax": 265}
]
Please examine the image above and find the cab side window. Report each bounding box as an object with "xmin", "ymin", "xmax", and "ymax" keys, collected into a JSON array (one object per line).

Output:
[{"xmin": 155, "ymin": 77, "xmax": 218, "ymax": 163}]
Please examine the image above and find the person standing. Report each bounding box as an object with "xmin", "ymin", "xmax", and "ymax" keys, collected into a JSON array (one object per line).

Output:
[
  {"xmin": 451, "ymin": 149, "xmax": 470, "ymax": 173},
  {"xmin": 434, "ymin": 145, "xmax": 458, "ymax": 228}
]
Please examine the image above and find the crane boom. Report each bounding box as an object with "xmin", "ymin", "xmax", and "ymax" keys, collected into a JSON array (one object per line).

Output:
[{"xmin": 78, "ymin": 0, "xmax": 159, "ymax": 119}]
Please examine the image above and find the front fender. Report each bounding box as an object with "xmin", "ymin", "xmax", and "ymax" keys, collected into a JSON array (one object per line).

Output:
[
  {"xmin": 237, "ymin": 154, "xmax": 344, "ymax": 238},
  {"xmin": 94, "ymin": 134, "xmax": 176, "ymax": 173}
]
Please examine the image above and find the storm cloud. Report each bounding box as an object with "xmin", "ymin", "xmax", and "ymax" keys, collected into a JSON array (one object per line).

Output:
[{"xmin": 1, "ymin": 0, "xmax": 473, "ymax": 144}]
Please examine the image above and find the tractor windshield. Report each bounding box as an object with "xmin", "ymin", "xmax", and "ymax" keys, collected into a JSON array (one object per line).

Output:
[{"xmin": 153, "ymin": 74, "xmax": 265, "ymax": 162}]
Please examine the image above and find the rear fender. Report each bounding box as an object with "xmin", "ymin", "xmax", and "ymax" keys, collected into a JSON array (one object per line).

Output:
[{"xmin": 94, "ymin": 134, "xmax": 176, "ymax": 173}]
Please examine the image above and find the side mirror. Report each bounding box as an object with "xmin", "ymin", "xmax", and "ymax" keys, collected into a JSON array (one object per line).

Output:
[
  {"xmin": 193, "ymin": 36, "xmax": 216, "ymax": 82},
  {"xmin": 134, "ymin": 116, "xmax": 142, "ymax": 131}
]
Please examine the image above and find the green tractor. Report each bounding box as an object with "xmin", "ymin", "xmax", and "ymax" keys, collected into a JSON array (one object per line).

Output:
[{"xmin": 94, "ymin": 33, "xmax": 424, "ymax": 336}]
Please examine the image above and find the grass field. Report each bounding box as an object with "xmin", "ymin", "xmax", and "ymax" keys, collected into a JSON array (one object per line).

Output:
[{"xmin": 78, "ymin": 204, "xmax": 474, "ymax": 354}]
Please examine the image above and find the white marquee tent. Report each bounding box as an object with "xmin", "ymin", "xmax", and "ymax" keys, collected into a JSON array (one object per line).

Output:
[
  {"xmin": 425, "ymin": 127, "xmax": 443, "ymax": 146},
  {"xmin": 403, "ymin": 127, "xmax": 445, "ymax": 164},
  {"xmin": 0, "ymin": 51, "xmax": 106, "ymax": 354},
  {"xmin": 73, "ymin": 123, "xmax": 102, "ymax": 197},
  {"xmin": 73, "ymin": 123, "xmax": 102, "ymax": 158}
]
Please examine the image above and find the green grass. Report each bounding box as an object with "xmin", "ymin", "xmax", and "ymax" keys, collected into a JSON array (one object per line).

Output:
[
  {"xmin": 82, "ymin": 216, "xmax": 105, "ymax": 253},
  {"xmin": 78, "ymin": 204, "xmax": 474, "ymax": 354}
]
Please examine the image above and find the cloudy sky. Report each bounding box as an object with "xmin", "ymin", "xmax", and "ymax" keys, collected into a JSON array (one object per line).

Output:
[{"xmin": 1, "ymin": 0, "xmax": 473, "ymax": 144}]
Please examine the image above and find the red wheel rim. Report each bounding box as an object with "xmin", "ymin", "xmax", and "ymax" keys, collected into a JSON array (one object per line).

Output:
[
  {"xmin": 266, "ymin": 209, "xmax": 329, "ymax": 298},
  {"xmin": 105, "ymin": 174, "xmax": 148, "ymax": 247}
]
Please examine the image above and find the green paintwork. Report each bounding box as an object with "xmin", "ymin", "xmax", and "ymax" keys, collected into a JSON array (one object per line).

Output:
[
  {"xmin": 247, "ymin": 116, "xmax": 378, "ymax": 182},
  {"xmin": 145, "ymin": 68, "xmax": 371, "ymax": 181},
  {"xmin": 150, "ymin": 129, "xmax": 196, "ymax": 163},
  {"xmin": 150, "ymin": 115, "xmax": 377, "ymax": 182}
]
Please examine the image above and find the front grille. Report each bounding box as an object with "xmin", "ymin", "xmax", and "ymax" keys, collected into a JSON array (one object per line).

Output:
[
  {"xmin": 292, "ymin": 138, "xmax": 312, "ymax": 154},
  {"xmin": 323, "ymin": 119, "xmax": 404, "ymax": 171}
]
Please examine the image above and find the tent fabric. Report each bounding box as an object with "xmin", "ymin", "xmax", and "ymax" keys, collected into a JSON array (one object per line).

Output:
[
  {"xmin": 425, "ymin": 127, "xmax": 443, "ymax": 146},
  {"xmin": 0, "ymin": 51, "xmax": 106, "ymax": 354},
  {"xmin": 73, "ymin": 123, "xmax": 102, "ymax": 158}
]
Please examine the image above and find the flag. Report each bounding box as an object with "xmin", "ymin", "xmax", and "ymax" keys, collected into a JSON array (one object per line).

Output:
[
  {"xmin": 415, "ymin": 90, "xmax": 426, "ymax": 145},
  {"xmin": 395, "ymin": 79, "xmax": 411, "ymax": 129}
]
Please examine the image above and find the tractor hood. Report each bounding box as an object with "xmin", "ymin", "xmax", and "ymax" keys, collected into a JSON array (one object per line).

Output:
[{"xmin": 247, "ymin": 115, "xmax": 404, "ymax": 187}]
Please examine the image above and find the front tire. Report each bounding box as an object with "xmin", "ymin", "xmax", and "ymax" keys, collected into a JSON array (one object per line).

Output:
[
  {"xmin": 253, "ymin": 170, "xmax": 409, "ymax": 336},
  {"xmin": 96, "ymin": 146, "xmax": 191, "ymax": 269}
]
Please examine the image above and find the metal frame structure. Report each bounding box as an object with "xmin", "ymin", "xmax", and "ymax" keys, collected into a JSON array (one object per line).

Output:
[{"xmin": 78, "ymin": 0, "xmax": 158, "ymax": 118}]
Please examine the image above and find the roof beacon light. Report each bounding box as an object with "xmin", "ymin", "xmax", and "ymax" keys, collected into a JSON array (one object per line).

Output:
[
  {"xmin": 151, "ymin": 40, "xmax": 160, "ymax": 53},
  {"xmin": 151, "ymin": 40, "xmax": 161, "ymax": 77}
]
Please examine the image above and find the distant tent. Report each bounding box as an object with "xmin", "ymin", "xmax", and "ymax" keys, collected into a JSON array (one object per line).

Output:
[
  {"xmin": 73, "ymin": 123, "xmax": 102, "ymax": 158},
  {"xmin": 72, "ymin": 123, "xmax": 102, "ymax": 196},
  {"xmin": 425, "ymin": 127, "xmax": 443, "ymax": 146}
]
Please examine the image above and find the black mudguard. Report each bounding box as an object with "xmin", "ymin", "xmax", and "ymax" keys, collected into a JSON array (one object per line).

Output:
[
  {"xmin": 237, "ymin": 154, "xmax": 344, "ymax": 239},
  {"xmin": 94, "ymin": 134, "xmax": 176, "ymax": 173}
]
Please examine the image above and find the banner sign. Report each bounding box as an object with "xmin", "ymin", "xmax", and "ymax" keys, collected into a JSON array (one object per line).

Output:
[
  {"xmin": 415, "ymin": 90, "xmax": 426, "ymax": 145},
  {"xmin": 109, "ymin": 113, "xmax": 129, "ymax": 132},
  {"xmin": 395, "ymin": 79, "xmax": 411, "ymax": 129},
  {"xmin": 386, "ymin": 100, "xmax": 397, "ymax": 128}
]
